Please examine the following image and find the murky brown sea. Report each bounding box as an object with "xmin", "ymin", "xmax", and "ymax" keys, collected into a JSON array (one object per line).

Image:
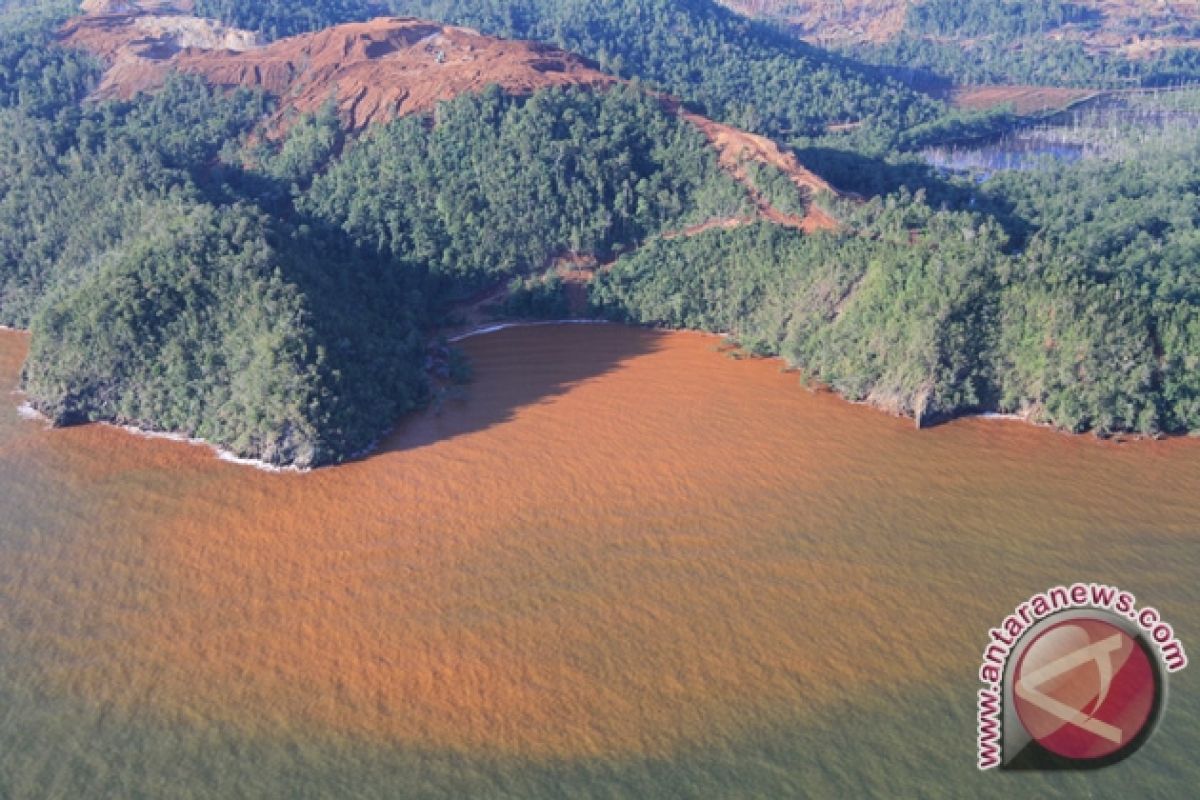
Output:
[{"xmin": 1, "ymin": 325, "xmax": 1197, "ymax": 798}]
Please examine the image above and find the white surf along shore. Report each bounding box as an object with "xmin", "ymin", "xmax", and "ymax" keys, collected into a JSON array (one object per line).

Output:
[
  {"xmin": 7, "ymin": 320, "xmax": 1153, "ymax": 472},
  {"xmin": 12, "ymin": 392, "xmax": 305, "ymax": 473},
  {"xmin": 447, "ymin": 318, "xmax": 611, "ymax": 343},
  {"xmin": 112, "ymin": 424, "xmax": 310, "ymax": 473},
  {"xmin": 8, "ymin": 320, "xmax": 605, "ymax": 473},
  {"xmin": 16, "ymin": 400, "xmax": 47, "ymax": 423}
]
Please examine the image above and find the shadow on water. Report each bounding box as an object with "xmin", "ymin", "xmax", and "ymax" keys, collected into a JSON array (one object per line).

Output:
[
  {"xmin": 366, "ymin": 323, "xmax": 666, "ymax": 459},
  {"xmin": 208, "ymin": 162, "xmax": 671, "ymax": 466}
]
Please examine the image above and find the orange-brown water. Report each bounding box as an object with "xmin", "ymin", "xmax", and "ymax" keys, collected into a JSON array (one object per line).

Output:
[{"xmin": 1, "ymin": 325, "xmax": 1198, "ymax": 798}]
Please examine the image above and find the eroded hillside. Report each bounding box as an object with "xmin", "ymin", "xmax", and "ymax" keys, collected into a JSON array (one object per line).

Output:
[
  {"xmin": 60, "ymin": 13, "xmax": 614, "ymax": 131},
  {"xmin": 59, "ymin": 2, "xmax": 839, "ymax": 230}
]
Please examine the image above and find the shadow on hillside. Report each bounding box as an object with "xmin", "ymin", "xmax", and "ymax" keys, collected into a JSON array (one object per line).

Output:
[
  {"xmin": 363, "ymin": 322, "xmax": 665, "ymax": 460},
  {"xmin": 792, "ymin": 146, "xmax": 1035, "ymax": 247},
  {"xmin": 210, "ymin": 158, "xmax": 665, "ymax": 467}
]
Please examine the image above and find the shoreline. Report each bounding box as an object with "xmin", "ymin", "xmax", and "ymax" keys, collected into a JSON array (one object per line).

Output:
[
  {"xmin": 7, "ymin": 321, "xmax": 1187, "ymax": 473},
  {"xmin": 979, "ymin": 411, "xmax": 1027, "ymax": 422},
  {"xmin": 14, "ymin": 392, "xmax": 307, "ymax": 474},
  {"xmin": 10, "ymin": 320, "xmax": 616, "ymax": 474},
  {"xmin": 16, "ymin": 400, "xmax": 47, "ymax": 423},
  {"xmin": 112, "ymin": 423, "xmax": 309, "ymax": 474},
  {"xmin": 107, "ymin": 320, "xmax": 618, "ymax": 470},
  {"xmin": 446, "ymin": 318, "xmax": 612, "ymax": 343}
]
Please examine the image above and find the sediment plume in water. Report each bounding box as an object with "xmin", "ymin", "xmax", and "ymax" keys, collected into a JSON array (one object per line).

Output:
[{"xmin": 0, "ymin": 325, "xmax": 1198, "ymax": 772}]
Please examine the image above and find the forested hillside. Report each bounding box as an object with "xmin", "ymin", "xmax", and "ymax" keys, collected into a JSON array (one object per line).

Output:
[
  {"xmin": 593, "ymin": 140, "xmax": 1200, "ymax": 435},
  {"xmin": 0, "ymin": 65, "xmax": 432, "ymax": 466},
  {"xmin": 298, "ymin": 85, "xmax": 749, "ymax": 291},
  {"xmin": 193, "ymin": 0, "xmax": 942, "ymax": 138},
  {"xmin": 1, "ymin": 0, "xmax": 1197, "ymax": 465},
  {"xmin": 0, "ymin": 4, "xmax": 97, "ymax": 121},
  {"xmin": 0, "ymin": 6, "xmax": 770, "ymax": 465}
]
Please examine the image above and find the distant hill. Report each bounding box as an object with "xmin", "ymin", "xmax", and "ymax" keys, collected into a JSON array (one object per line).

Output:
[
  {"xmin": 184, "ymin": 0, "xmax": 943, "ymax": 138},
  {"xmin": 721, "ymin": 0, "xmax": 1200, "ymax": 88},
  {"xmin": 723, "ymin": 0, "xmax": 1200, "ymax": 51}
]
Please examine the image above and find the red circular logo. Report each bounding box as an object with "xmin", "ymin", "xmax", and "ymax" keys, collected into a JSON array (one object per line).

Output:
[{"xmin": 1013, "ymin": 617, "xmax": 1158, "ymax": 760}]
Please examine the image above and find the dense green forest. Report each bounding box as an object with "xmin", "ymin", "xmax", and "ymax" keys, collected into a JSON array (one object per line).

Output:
[
  {"xmin": 1, "ymin": 0, "xmax": 1198, "ymax": 465},
  {"xmin": 194, "ymin": 0, "xmax": 943, "ymax": 138},
  {"xmin": 0, "ymin": 14, "xmax": 770, "ymax": 465},
  {"xmin": 591, "ymin": 201, "xmax": 1008, "ymax": 425},
  {"xmin": 907, "ymin": 0, "xmax": 1098, "ymax": 39},
  {"xmin": 592, "ymin": 138, "xmax": 1200, "ymax": 435},
  {"xmin": 0, "ymin": 68, "xmax": 432, "ymax": 466},
  {"xmin": 23, "ymin": 201, "xmax": 421, "ymax": 467},
  {"xmin": 298, "ymin": 85, "xmax": 751, "ymax": 297},
  {"xmin": 0, "ymin": 4, "xmax": 98, "ymax": 123}
]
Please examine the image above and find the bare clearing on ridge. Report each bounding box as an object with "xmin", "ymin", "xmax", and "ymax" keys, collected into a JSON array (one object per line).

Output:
[{"xmin": 60, "ymin": 2, "xmax": 841, "ymax": 233}]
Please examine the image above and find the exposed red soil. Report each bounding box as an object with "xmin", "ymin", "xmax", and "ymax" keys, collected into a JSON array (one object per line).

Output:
[
  {"xmin": 679, "ymin": 110, "xmax": 838, "ymax": 232},
  {"xmin": 61, "ymin": 8, "xmax": 843, "ymax": 231},
  {"xmin": 60, "ymin": 15, "xmax": 616, "ymax": 133},
  {"xmin": 59, "ymin": 12, "xmax": 262, "ymax": 98}
]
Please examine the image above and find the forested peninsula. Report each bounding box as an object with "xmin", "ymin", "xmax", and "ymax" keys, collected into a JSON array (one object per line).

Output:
[{"xmin": 1, "ymin": 0, "xmax": 1198, "ymax": 466}]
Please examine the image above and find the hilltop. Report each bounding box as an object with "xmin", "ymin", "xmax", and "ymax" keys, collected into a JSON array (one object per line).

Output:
[
  {"xmin": 58, "ymin": 5, "xmax": 838, "ymax": 230},
  {"xmin": 60, "ymin": 12, "xmax": 615, "ymax": 132}
]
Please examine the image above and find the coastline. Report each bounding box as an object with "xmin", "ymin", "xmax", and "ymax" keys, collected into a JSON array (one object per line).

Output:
[
  {"xmin": 446, "ymin": 318, "xmax": 612, "ymax": 343},
  {"xmin": 9, "ymin": 320, "xmax": 615, "ymax": 474},
  {"xmin": 13, "ymin": 391, "xmax": 307, "ymax": 474},
  {"xmin": 110, "ymin": 320, "xmax": 616, "ymax": 470},
  {"xmin": 979, "ymin": 411, "xmax": 1027, "ymax": 422},
  {"xmin": 111, "ymin": 424, "xmax": 309, "ymax": 474},
  {"xmin": 7, "ymin": 321, "xmax": 1183, "ymax": 473}
]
